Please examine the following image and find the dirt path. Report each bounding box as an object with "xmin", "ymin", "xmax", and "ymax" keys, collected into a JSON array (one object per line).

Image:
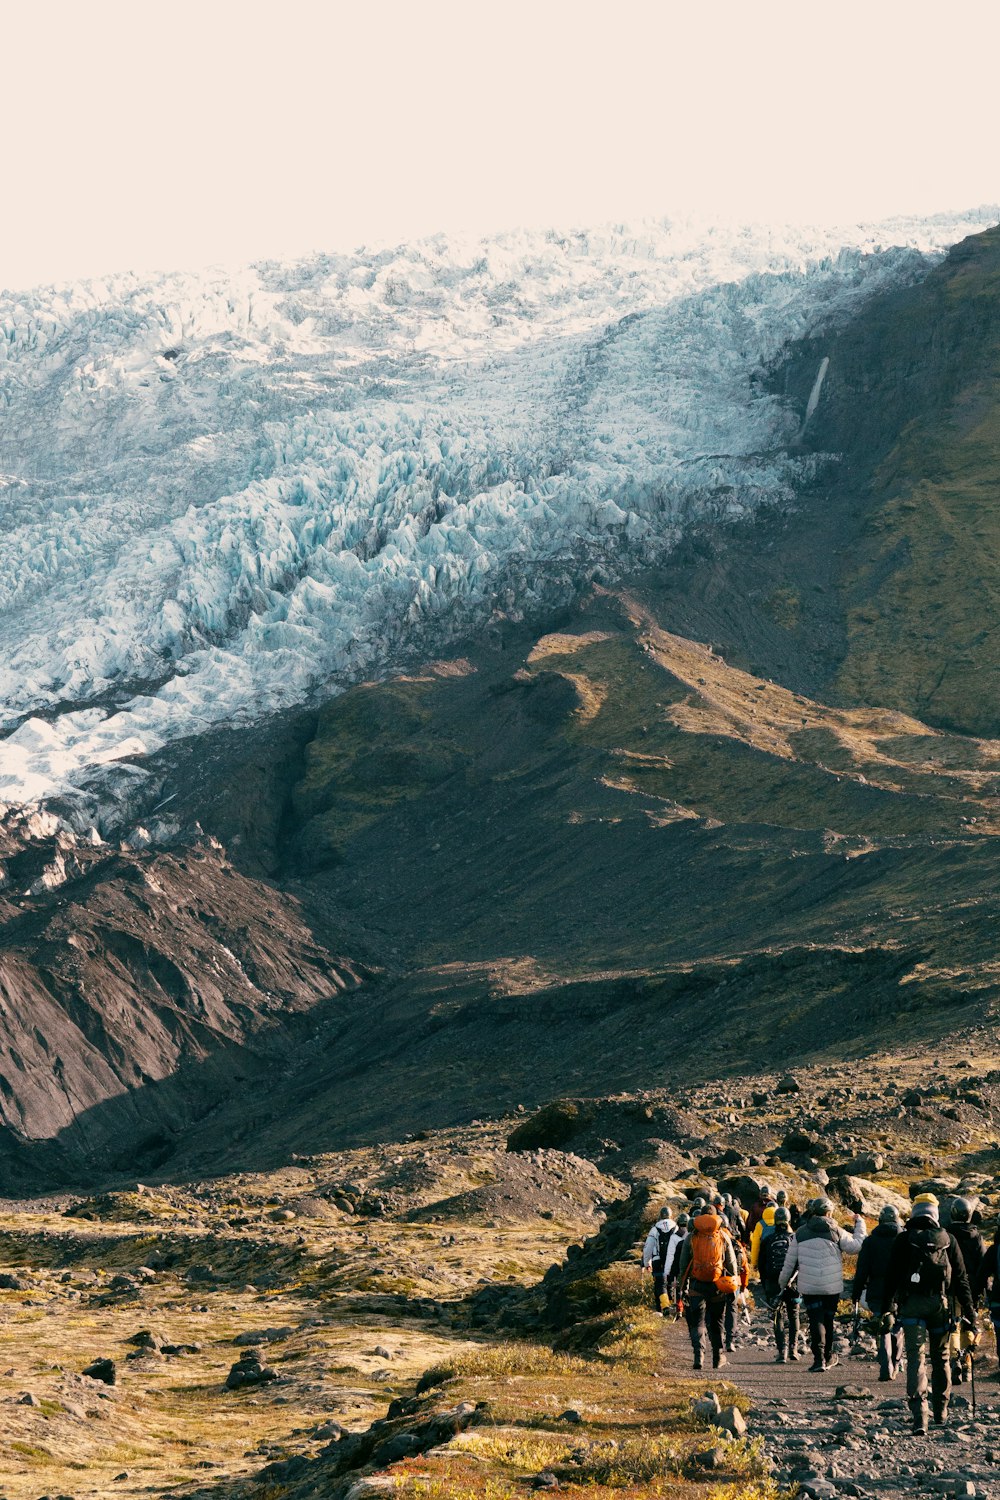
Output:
[{"xmin": 665, "ymin": 1304, "xmax": 1000, "ymax": 1497}]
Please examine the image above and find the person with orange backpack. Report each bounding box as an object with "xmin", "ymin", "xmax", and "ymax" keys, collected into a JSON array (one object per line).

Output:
[{"xmin": 676, "ymin": 1202, "xmax": 741, "ymax": 1370}]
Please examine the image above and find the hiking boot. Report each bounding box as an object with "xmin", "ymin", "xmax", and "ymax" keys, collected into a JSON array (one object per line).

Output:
[
  {"xmin": 808, "ymin": 1359, "xmax": 825, "ymax": 1373},
  {"xmin": 725, "ymin": 1340, "xmax": 735, "ymax": 1353},
  {"xmin": 952, "ymin": 1364, "xmax": 965, "ymax": 1385},
  {"xmin": 909, "ymin": 1398, "xmax": 928, "ymax": 1436},
  {"xmin": 712, "ymin": 1351, "xmax": 728, "ymax": 1369},
  {"xmin": 932, "ymin": 1403, "xmax": 949, "ymax": 1427},
  {"xmin": 692, "ymin": 1353, "xmax": 703, "ymax": 1371},
  {"xmin": 878, "ymin": 1370, "xmax": 892, "ymax": 1382},
  {"xmin": 788, "ymin": 1349, "xmax": 801, "ymax": 1362},
  {"xmin": 775, "ymin": 1351, "xmax": 788, "ymax": 1363},
  {"xmin": 825, "ymin": 1354, "xmax": 840, "ymax": 1371}
]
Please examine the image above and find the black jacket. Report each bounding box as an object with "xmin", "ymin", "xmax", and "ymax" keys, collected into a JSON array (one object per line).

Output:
[
  {"xmin": 950, "ymin": 1222, "xmax": 986, "ymax": 1291},
  {"xmin": 853, "ymin": 1223, "xmax": 902, "ymax": 1308},
  {"xmin": 884, "ymin": 1219, "xmax": 974, "ymax": 1322},
  {"xmin": 975, "ymin": 1238, "xmax": 1000, "ymax": 1304}
]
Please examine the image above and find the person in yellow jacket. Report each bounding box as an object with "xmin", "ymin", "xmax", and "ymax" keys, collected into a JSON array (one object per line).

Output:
[{"xmin": 750, "ymin": 1204, "xmax": 778, "ymax": 1273}]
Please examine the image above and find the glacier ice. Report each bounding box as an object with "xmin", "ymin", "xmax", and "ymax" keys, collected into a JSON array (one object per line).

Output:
[{"xmin": 0, "ymin": 209, "xmax": 996, "ymax": 807}]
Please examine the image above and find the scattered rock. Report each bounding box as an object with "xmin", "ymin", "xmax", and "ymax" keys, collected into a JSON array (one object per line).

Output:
[
  {"xmin": 82, "ymin": 1358, "xmax": 116, "ymax": 1385},
  {"xmin": 557, "ymin": 1408, "xmax": 582, "ymax": 1423}
]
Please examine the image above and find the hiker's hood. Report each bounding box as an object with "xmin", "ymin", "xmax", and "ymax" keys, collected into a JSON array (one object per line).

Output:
[
  {"xmin": 654, "ymin": 1216, "xmax": 676, "ymax": 1231},
  {"xmin": 798, "ymin": 1214, "xmax": 838, "ymax": 1242},
  {"xmin": 873, "ymin": 1223, "xmax": 902, "ymax": 1240},
  {"xmin": 760, "ymin": 1206, "xmax": 777, "ymax": 1228}
]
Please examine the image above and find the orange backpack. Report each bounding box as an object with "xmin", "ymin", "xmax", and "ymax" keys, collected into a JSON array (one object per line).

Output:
[{"xmin": 688, "ymin": 1213, "xmax": 727, "ymax": 1286}]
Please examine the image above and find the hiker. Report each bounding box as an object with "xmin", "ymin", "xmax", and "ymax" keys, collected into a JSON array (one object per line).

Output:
[
  {"xmin": 853, "ymin": 1205, "xmax": 904, "ymax": 1380},
  {"xmin": 664, "ymin": 1212, "xmax": 690, "ymax": 1302},
  {"xmin": 946, "ymin": 1198, "xmax": 985, "ymax": 1386},
  {"xmin": 746, "ymin": 1183, "xmax": 776, "ymax": 1238},
  {"xmin": 641, "ymin": 1206, "xmax": 679, "ymax": 1316},
  {"xmin": 776, "ymin": 1187, "xmax": 800, "ymax": 1230},
  {"xmin": 749, "ymin": 1202, "xmax": 779, "ymax": 1274},
  {"xmin": 760, "ymin": 1205, "xmax": 801, "ymax": 1362},
  {"xmin": 883, "ymin": 1193, "xmax": 976, "ymax": 1434},
  {"xmin": 779, "ymin": 1196, "xmax": 867, "ymax": 1372},
  {"xmin": 974, "ymin": 1225, "xmax": 1000, "ymax": 1378},
  {"xmin": 722, "ymin": 1192, "xmax": 749, "ymax": 1244},
  {"xmin": 676, "ymin": 1202, "xmax": 741, "ymax": 1371},
  {"xmin": 716, "ymin": 1200, "xmax": 750, "ymax": 1352}
]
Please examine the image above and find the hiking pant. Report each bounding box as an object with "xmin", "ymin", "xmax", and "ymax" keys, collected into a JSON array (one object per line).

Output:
[
  {"xmin": 724, "ymin": 1295, "xmax": 736, "ymax": 1347},
  {"xmin": 764, "ymin": 1279, "xmax": 800, "ymax": 1356},
  {"xmin": 685, "ymin": 1292, "xmax": 726, "ymax": 1363},
  {"xmin": 803, "ymin": 1294, "xmax": 839, "ymax": 1364},
  {"xmin": 651, "ymin": 1268, "xmax": 665, "ymax": 1312},
  {"xmin": 902, "ymin": 1319, "xmax": 950, "ymax": 1418},
  {"xmin": 867, "ymin": 1297, "xmax": 903, "ymax": 1379},
  {"xmin": 947, "ymin": 1322, "xmax": 975, "ymax": 1377}
]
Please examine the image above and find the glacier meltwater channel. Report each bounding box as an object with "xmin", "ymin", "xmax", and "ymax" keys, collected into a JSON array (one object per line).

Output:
[{"xmin": 0, "ymin": 210, "xmax": 995, "ymax": 812}]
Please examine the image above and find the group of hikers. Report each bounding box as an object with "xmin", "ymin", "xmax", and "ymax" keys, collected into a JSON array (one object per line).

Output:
[{"xmin": 641, "ymin": 1183, "xmax": 1000, "ymax": 1435}]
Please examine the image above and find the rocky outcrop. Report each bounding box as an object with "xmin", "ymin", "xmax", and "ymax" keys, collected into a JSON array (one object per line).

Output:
[{"xmin": 0, "ymin": 814, "xmax": 364, "ymax": 1184}]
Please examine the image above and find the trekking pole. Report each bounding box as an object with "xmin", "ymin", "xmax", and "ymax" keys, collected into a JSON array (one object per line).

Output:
[{"xmin": 852, "ymin": 1302, "xmax": 861, "ymax": 1342}]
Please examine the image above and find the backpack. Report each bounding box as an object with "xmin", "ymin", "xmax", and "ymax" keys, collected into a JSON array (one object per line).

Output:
[
  {"xmin": 904, "ymin": 1223, "xmax": 951, "ymax": 1300},
  {"xmin": 654, "ymin": 1225, "xmax": 676, "ymax": 1270},
  {"xmin": 763, "ymin": 1229, "xmax": 791, "ymax": 1284},
  {"xmin": 689, "ymin": 1215, "xmax": 727, "ymax": 1286},
  {"xmin": 758, "ymin": 1216, "xmax": 777, "ymax": 1249}
]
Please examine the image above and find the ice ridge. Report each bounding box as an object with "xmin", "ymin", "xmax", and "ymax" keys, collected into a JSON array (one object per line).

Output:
[{"xmin": 0, "ymin": 209, "xmax": 996, "ymax": 810}]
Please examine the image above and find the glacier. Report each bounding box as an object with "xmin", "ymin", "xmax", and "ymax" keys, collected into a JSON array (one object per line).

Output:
[{"xmin": 0, "ymin": 208, "xmax": 996, "ymax": 812}]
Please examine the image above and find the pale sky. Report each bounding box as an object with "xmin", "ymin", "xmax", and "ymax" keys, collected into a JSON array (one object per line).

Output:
[{"xmin": 4, "ymin": 0, "xmax": 999, "ymax": 291}]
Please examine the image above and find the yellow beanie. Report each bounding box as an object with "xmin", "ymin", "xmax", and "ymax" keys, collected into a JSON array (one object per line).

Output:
[{"xmin": 913, "ymin": 1192, "xmax": 939, "ymax": 1206}]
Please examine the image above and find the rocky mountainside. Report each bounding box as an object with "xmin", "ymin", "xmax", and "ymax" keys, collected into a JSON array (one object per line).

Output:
[{"xmin": 3, "ymin": 223, "xmax": 1000, "ymax": 1188}]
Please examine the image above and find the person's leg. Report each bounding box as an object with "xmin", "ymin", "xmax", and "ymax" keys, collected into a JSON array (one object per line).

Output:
[
  {"xmin": 767, "ymin": 1283, "xmax": 786, "ymax": 1359},
  {"xmin": 892, "ymin": 1323, "xmax": 904, "ymax": 1379},
  {"xmin": 787, "ymin": 1293, "xmax": 801, "ymax": 1360},
  {"xmin": 930, "ymin": 1325, "xmax": 952, "ymax": 1424},
  {"xmin": 822, "ymin": 1295, "xmax": 839, "ymax": 1367},
  {"xmin": 904, "ymin": 1321, "xmax": 929, "ymax": 1434},
  {"xmin": 685, "ymin": 1295, "xmax": 706, "ymax": 1370},
  {"xmin": 724, "ymin": 1295, "xmax": 736, "ymax": 1351},
  {"xmin": 652, "ymin": 1269, "xmax": 665, "ymax": 1313},
  {"xmin": 805, "ymin": 1298, "xmax": 824, "ymax": 1370},
  {"xmin": 708, "ymin": 1297, "xmax": 727, "ymax": 1367}
]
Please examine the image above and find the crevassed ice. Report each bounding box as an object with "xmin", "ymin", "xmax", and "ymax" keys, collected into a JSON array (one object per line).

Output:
[{"xmin": 0, "ymin": 209, "xmax": 996, "ymax": 807}]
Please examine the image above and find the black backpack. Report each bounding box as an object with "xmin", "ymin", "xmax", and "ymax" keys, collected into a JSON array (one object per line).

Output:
[
  {"xmin": 905, "ymin": 1223, "xmax": 951, "ymax": 1299},
  {"xmin": 764, "ymin": 1229, "xmax": 791, "ymax": 1283},
  {"xmin": 655, "ymin": 1226, "xmax": 676, "ymax": 1269}
]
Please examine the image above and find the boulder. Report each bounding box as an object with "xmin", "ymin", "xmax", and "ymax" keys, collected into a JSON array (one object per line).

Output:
[
  {"xmin": 225, "ymin": 1351, "xmax": 277, "ymax": 1391},
  {"xmin": 233, "ymin": 1326, "xmax": 294, "ymax": 1347},
  {"xmin": 776, "ymin": 1075, "xmax": 802, "ymax": 1094},
  {"xmin": 692, "ymin": 1445, "xmax": 729, "ymax": 1470},
  {"xmin": 82, "ymin": 1357, "xmax": 116, "ymax": 1385},
  {"xmin": 717, "ymin": 1404, "xmax": 746, "ymax": 1437},
  {"xmin": 827, "ymin": 1176, "xmax": 908, "ymax": 1219},
  {"xmin": 717, "ymin": 1175, "xmax": 763, "ymax": 1208},
  {"xmin": 909, "ymin": 1177, "xmax": 959, "ymax": 1199}
]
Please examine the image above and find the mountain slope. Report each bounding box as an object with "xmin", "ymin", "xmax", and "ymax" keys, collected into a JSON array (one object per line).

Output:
[{"xmin": 6, "ymin": 221, "xmax": 1000, "ymax": 1186}]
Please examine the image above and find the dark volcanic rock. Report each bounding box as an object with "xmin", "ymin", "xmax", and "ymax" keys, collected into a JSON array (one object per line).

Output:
[{"xmin": 225, "ymin": 1351, "xmax": 278, "ymax": 1391}]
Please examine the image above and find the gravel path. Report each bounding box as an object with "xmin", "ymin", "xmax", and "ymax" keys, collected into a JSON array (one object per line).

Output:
[{"xmin": 666, "ymin": 1302, "xmax": 1000, "ymax": 1498}]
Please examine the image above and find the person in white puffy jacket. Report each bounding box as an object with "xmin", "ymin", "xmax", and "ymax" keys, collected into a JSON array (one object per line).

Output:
[{"xmin": 779, "ymin": 1197, "xmax": 867, "ymax": 1372}]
